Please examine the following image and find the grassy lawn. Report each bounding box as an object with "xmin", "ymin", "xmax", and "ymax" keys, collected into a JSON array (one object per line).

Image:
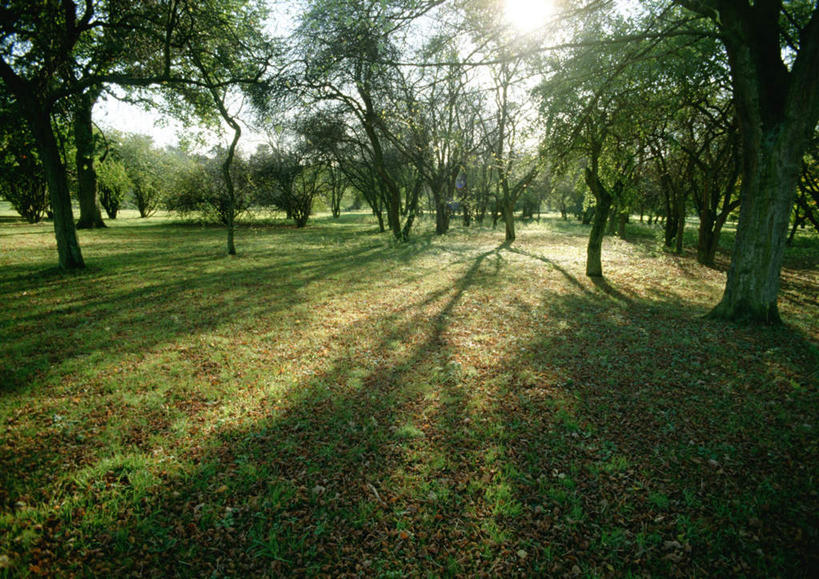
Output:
[{"xmin": 1, "ymin": 210, "xmax": 817, "ymax": 576}]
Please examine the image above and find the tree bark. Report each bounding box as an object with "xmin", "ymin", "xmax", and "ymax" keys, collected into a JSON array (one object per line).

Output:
[
  {"xmin": 695, "ymin": 1, "xmax": 819, "ymax": 323},
  {"xmin": 674, "ymin": 205, "xmax": 685, "ymax": 254},
  {"xmin": 617, "ymin": 211, "xmax": 628, "ymax": 239},
  {"xmin": 28, "ymin": 103, "xmax": 85, "ymax": 269},
  {"xmin": 433, "ymin": 179, "xmax": 450, "ymax": 235},
  {"xmin": 584, "ymin": 167, "xmax": 612, "ymax": 278},
  {"xmin": 74, "ymin": 90, "xmax": 106, "ymax": 229},
  {"xmin": 503, "ymin": 196, "xmax": 516, "ymax": 242},
  {"xmin": 697, "ymin": 209, "xmax": 716, "ymax": 264},
  {"xmin": 708, "ymin": 142, "xmax": 801, "ymax": 323}
]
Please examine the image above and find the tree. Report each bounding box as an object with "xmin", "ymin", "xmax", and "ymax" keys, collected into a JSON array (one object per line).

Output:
[
  {"xmin": 295, "ymin": 110, "xmax": 349, "ymax": 218},
  {"xmin": 0, "ymin": 139, "xmax": 49, "ymax": 224},
  {"xmin": 491, "ymin": 53, "xmax": 543, "ymax": 242},
  {"xmin": 177, "ymin": 0, "xmax": 270, "ymax": 254},
  {"xmin": 580, "ymin": 117, "xmax": 639, "ymax": 277},
  {"xmin": 676, "ymin": 0, "xmax": 819, "ymax": 323},
  {"xmin": 167, "ymin": 150, "xmax": 253, "ymax": 226},
  {"xmin": 96, "ymin": 157, "xmax": 131, "ymax": 219},
  {"xmin": 285, "ymin": 0, "xmax": 442, "ymax": 240},
  {"xmin": 0, "ymin": 0, "xmax": 271, "ymax": 268},
  {"xmin": 117, "ymin": 134, "xmax": 164, "ymax": 217},
  {"xmin": 538, "ymin": 7, "xmax": 645, "ymax": 277},
  {"xmin": 324, "ymin": 161, "xmax": 348, "ymax": 218},
  {"xmin": 0, "ymin": 95, "xmax": 50, "ymax": 223},
  {"xmin": 790, "ymin": 136, "xmax": 819, "ymax": 242},
  {"xmin": 386, "ymin": 35, "xmax": 481, "ymax": 236},
  {"xmin": 0, "ymin": 1, "xmax": 92, "ymax": 268},
  {"xmin": 71, "ymin": 88, "xmax": 107, "ymax": 229}
]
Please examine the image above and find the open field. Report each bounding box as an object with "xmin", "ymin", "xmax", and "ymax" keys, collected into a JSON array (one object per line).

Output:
[{"xmin": 1, "ymin": 212, "xmax": 818, "ymax": 576}]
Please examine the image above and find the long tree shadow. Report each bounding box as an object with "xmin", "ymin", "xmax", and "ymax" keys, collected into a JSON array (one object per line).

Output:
[
  {"xmin": 487, "ymin": 288, "xmax": 819, "ymax": 575},
  {"xmin": 3, "ymin": 223, "xmax": 817, "ymax": 576},
  {"xmin": 15, "ymin": 243, "xmax": 512, "ymax": 576},
  {"xmin": 0, "ymin": 226, "xmax": 439, "ymax": 395},
  {"xmin": 0, "ymin": 225, "xmax": 449, "ymax": 527}
]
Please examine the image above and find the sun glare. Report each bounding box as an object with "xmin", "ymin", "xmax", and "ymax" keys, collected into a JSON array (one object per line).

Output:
[{"xmin": 503, "ymin": 0, "xmax": 553, "ymax": 35}]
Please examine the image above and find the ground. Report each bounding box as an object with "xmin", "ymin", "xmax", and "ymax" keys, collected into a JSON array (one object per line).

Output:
[{"xmin": 1, "ymin": 209, "xmax": 817, "ymax": 577}]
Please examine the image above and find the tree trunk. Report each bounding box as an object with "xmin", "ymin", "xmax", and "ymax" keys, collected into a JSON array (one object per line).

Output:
[
  {"xmin": 674, "ymin": 204, "xmax": 685, "ymax": 254},
  {"xmin": 386, "ymin": 186, "xmax": 401, "ymax": 239},
  {"xmin": 697, "ymin": 204, "xmax": 716, "ymax": 264},
  {"xmin": 787, "ymin": 209, "xmax": 804, "ymax": 246},
  {"xmin": 401, "ymin": 177, "xmax": 423, "ymax": 240},
  {"xmin": 374, "ymin": 208, "xmax": 385, "ymax": 232},
  {"xmin": 700, "ymin": 1, "xmax": 819, "ymax": 323},
  {"xmin": 434, "ymin": 182, "xmax": 450, "ymax": 235},
  {"xmin": 607, "ymin": 207, "xmax": 618, "ymax": 235},
  {"xmin": 74, "ymin": 91, "xmax": 105, "ymax": 229},
  {"xmin": 584, "ymin": 165, "xmax": 612, "ymax": 278},
  {"xmin": 331, "ymin": 189, "xmax": 341, "ymax": 218},
  {"xmin": 662, "ymin": 185, "xmax": 676, "ymax": 247},
  {"xmin": 617, "ymin": 211, "xmax": 627, "ymax": 239},
  {"xmin": 708, "ymin": 141, "xmax": 800, "ymax": 323},
  {"xmin": 222, "ymin": 129, "xmax": 240, "ymax": 256},
  {"xmin": 503, "ymin": 198, "xmax": 515, "ymax": 242},
  {"xmin": 586, "ymin": 195, "xmax": 612, "ymax": 277},
  {"xmin": 28, "ymin": 104, "xmax": 85, "ymax": 270}
]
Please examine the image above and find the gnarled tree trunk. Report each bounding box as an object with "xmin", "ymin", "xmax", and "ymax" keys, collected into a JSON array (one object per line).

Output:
[
  {"xmin": 683, "ymin": 1, "xmax": 819, "ymax": 323},
  {"xmin": 585, "ymin": 179, "xmax": 613, "ymax": 277}
]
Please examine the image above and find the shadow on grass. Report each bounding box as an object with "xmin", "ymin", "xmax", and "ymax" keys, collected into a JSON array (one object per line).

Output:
[
  {"xmin": 0, "ymin": 222, "xmax": 440, "ymax": 393},
  {"xmin": 489, "ymin": 286, "xmax": 819, "ymax": 575},
  {"xmin": 73, "ymin": 253, "xmax": 815, "ymax": 575},
  {"xmin": 0, "ymin": 222, "xmax": 447, "ymax": 519},
  {"xmin": 2, "ymin": 221, "xmax": 817, "ymax": 576},
  {"xmin": 11, "ymin": 243, "xmax": 511, "ymax": 575}
]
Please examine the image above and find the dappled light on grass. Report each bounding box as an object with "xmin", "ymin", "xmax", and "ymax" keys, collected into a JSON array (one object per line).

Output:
[{"xmin": 1, "ymin": 214, "xmax": 817, "ymax": 575}]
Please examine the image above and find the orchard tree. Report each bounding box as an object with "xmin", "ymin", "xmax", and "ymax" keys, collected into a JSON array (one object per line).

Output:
[
  {"xmin": 251, "ymin": 144, "xmax": 321, "ymax": 228},
  {"xmin": 117, "ymin": 134, "xmax": 165, "ymax": 218},
  {"xmin": 790, "ymin": 136, "xmax": 819, "ymax": 242},
  {"xmin": 96, "ymin": 157, "xmax": 131, "ymax": 219},
  {"xmin": 71, "ymin": 87, "xmax": 107, "ymax": 229},
  {"xmin": 167, "ymin": 150, "xmax": 253, "ymax": 225},
  {"xmin": 538, "ymin": 8, "xmax": 647, "ymax": 277},
  {"xmin": 0, "ymin": 135, "xmax": 49, "ymax": 224},
  {"xmin": 284, "ymin": 0, "xmax": 443, "ymax": 240},
  {"xmin": 0, "ymin": 0, "xmax": 97, "ymax": 267},
  {"xmin": 0, "ymin": 94, "xmax": 49, "ymax": 222},
  {"xmin": 295, "ymin": 110, "xmax": 349, "ymax": 218},
  {"xmin": 0, "ymin": 0, "xmax": 273, "ymax": 268},
  {"xmin": 675, "ymin": 0, "xmax": 819, "ymax": 323}
]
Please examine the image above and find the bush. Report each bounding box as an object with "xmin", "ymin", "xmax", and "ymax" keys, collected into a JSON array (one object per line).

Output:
[
  {"xmin": 0, "ymin": 150, "xmax": 49, "ymax": 223},
  {"xmin": 96, "ymin": 158, "xmax": 132, "ymax": 219},
  {"xmin": 165, "ymin": 152, "xmax": 253, "ymax": 224}
]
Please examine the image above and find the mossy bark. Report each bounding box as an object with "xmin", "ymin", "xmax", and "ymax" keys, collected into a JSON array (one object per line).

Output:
[
  {"xmin": 584, "ymin": 165, "xmax": 613, "ymax": 278},
  {"xmin": 707, "ymin": 138, "xmax": 799, "ymax": 323},
  {"xmin": 705, "ymin": 2, "xmax": 819, "ymax": 323}
]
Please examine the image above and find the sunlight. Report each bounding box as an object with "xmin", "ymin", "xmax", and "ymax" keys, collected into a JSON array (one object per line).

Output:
[{"xmin": 503, "ymin": 0, "xmax": 553, "ymax": 35}]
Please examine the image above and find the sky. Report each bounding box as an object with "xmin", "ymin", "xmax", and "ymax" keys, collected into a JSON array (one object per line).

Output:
[{"xmin": 95, "ymin": 92, "xmax": 268, "ymax": 155}]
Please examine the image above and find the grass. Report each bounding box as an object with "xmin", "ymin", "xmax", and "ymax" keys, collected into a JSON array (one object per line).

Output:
[{"xmin": 1, "ymin": 207, "xmax": 818, "ymax": 576}]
